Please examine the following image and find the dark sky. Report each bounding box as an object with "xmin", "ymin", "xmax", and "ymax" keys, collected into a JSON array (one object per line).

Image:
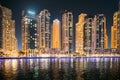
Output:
[{"xmin": 1, "ymin": 0, "xmax": 119, "ymax": 50}]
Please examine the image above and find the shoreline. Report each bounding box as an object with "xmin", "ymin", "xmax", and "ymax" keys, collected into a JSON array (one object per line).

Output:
[{"xmin": 0, "ymin": 56, "xmax": 120, "ymax": 59}]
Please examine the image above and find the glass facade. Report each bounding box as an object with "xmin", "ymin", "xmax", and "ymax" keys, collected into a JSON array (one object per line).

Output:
[
  {"xmin": 27, "ymin": 18, "xmax": 38, "ymax": 49},
  {"xmin": 22, "ymin": 11, "xmax": 38, "ymax": 55}
]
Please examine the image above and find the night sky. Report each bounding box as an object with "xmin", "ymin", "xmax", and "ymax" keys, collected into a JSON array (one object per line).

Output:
[{"xmin": 1, "ymin": 0, "xmax": 119, "ymax": 50}]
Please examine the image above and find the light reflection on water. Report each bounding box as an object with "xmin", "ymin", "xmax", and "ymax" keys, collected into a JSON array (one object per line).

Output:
[{"xmin": 0, "ymin": 58, "xmax": 120, "ymax": 80}]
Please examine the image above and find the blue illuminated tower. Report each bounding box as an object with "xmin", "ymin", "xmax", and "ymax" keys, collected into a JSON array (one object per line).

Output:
[{"xmin": 22, "ymin": 10, "xmax": 38, "ymax": 56}]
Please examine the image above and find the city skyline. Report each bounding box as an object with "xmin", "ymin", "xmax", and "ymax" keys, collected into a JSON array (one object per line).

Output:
[
  {"xmin": 0, "ymin": 1, "xmax": 120, "ymax": 80},
  {"xmin": 0, "ymin": 0, "xmax": 119, "ymax": 50}
]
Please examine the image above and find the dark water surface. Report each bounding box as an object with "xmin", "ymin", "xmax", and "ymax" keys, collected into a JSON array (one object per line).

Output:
[{"xmin": 0, "ymin": 58, "xmax": 120, "ymax": 80}]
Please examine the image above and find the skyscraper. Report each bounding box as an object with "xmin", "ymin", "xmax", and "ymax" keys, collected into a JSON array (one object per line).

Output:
[
  {"xmin": 84, "ymin": 18, "xmax": 93, "ymax": 53},
  {"xmin": 52, "ymin": 19, "xmax": 61, "ymax": 49},
  {"xmin": 92, "ymin": 14, "xmax": 108, "ymax": 53},
  {"xmin": 38, "ymin": 9, "xmax": 51, "ymax": 51},
  {"xmin": 75, "ymin": 13, "xmax": 87, "ymax": 54},
  {"xmin": 22, "ymin": 10, "xmax": 38, "ymax": 56},
  {"xmin": 62, "ymin": 11, "xmax": 73, "ymax": 53},
  {"xmin": 0, "ymin": 5, "xmax": 17, "ymax": 54},
  {"xmin": 76, "ymin": 13, "xmax": 108, "ymax": 54},
  {"xmin": 111, "ymin": 1, "xmax": 120, "ymax": 51}
]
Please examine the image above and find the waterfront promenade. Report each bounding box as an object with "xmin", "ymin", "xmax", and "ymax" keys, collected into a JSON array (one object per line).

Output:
[{"xmin": 0, "ymin": 53, "xmax": 120, "ymax": 59}]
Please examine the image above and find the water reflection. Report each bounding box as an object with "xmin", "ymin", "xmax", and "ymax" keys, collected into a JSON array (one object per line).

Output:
[{"xmin": 0, "ymin": 58, "xmax": 120, "ymax": 80}]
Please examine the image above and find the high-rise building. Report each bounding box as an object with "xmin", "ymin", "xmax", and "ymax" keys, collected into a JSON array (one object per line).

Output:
[
  {"xmin": 62, "ymin": 11, "xmax": 73, "ymax": 53},
  {"xmin": 92, "ymin": 14, "xmax": 108, "ymax": 53},
  {"xmin": 52, "ymin": 19, "xmax": 61, "ymax": 49},
  {"xmin": 22, "ymin": 10, "xmax": 38, "ymax": 56},
  {"xmin": 22, "ymin": 9, "xmax": 51, "ymax": 55},
  {"xmin": 0, "ymin": 5, "xmax": 17, "ymax": 54},
  {"xmin": 75, "ymin": 13, "xmax": 87, "ymax": 54},
  {"xmin": 84, "ymin": 18, "xmax": 93, "ymax": 53},
  {"xmin": 111, "ymin": 25, "xmax": 117, "ymax": 48},
  {"xmin": 111, "ymin": 1, "xmax": 120, "ymax": 51},
  {"xmin": 38, "ymin": 9, "xmax": 51, "ymax": 51},
  {"xmin": 76, "ymin": 13, "xmax": 108, "ymax": 54}
]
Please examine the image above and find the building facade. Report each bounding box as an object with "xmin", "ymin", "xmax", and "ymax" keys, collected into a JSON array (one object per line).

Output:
[
  {"xmin": 92, "ymin": 14, "xmax": 108, "ymax": 53},
  {"xmin": 0, "ymin": 5, "xmax": 17, "ymax": 54},
  {"xmin": 111, "ymin": 9, "xmax": 120, "ymax": 51},
  {"xmin": 38, "ymin": 9, "xmax": 51, "ymax": 52},
  {"xmin": 22, "ymin": 11, "xmax": 38, "ymax": 56},
  {"xmin": 84, "ymin": 18, "xmax": 93, "ymax": 53},
  {"xmin": 76, "ymin": 13, "xmax": 108, "ymax": 54},
  {"xmin": 75, "ymin": 13, "xmax": 87, "ymax": 54},
  {"xmin": 52, "ymin": 19, "xmax": 61, "ymax": 49},
  {"xmin": 62, "ymin": 11, "xmax": 73, "ymax": 53}
]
